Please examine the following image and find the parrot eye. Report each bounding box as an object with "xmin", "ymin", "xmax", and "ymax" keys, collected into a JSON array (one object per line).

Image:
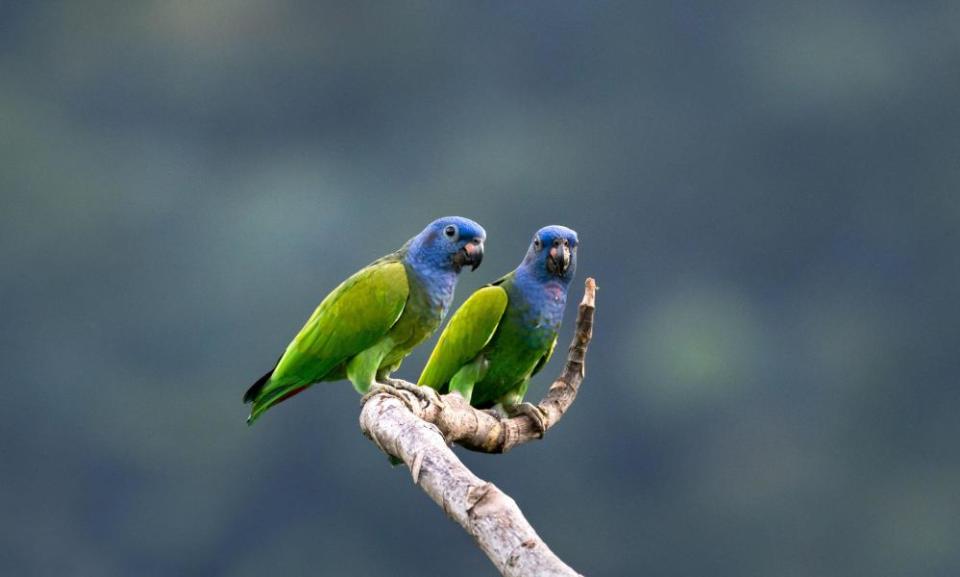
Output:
[
  {"xmin": 444, "ymin": 225, "xmax": 458, "ymax": 239},
  {"xmin": 533, "ymin": 237, "xmax": 542, "ymax": 251}
]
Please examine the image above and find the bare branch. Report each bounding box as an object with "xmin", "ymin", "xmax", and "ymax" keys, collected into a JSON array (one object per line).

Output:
[{"xmin": 359, "ymin": 278, "xmax": 596, "ymax": 576}]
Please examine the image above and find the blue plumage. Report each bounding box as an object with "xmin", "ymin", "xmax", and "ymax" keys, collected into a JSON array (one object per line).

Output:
[
  {"xmin": 510, "ymin": 225, "xmax": 578, "ymax": 336},
  {"xmin": 404, "ymin": 217, "xmax": 487, "ymax": 316}
]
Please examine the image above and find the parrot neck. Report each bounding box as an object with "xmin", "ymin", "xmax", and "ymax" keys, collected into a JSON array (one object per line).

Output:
[
  {"xmin": 402, "ymin": 250, "xmax": 458, "ymax": 315},
  {"xmin": 509, "ymin": 266, "xmax": 570, "ymax": 330}
]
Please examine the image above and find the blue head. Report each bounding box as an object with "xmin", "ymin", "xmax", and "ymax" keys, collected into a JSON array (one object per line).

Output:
[
  {"xmin": 405, "ymin": 216, "xmax": 486, "ymax": 274},
  {"xmin": 404, "ymin": 217, "xmax": 486, "ymax": 314},
  {"xmin": 518, "ymin": 225, "xmax": 579, "ymax": 285}
]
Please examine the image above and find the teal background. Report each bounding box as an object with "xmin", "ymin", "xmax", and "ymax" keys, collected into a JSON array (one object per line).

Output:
[{"xmin": 2, "ymin": 2, "xmax": 958, "ymax": 575}]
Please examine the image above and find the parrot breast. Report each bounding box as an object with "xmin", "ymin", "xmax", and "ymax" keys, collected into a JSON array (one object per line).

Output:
[
  {"xmin": 377, "ymin": 260, "xmax": 458, "ymax": 370},
  {"xmin": 468, "ymin": 275, "xmax": 568, "ymax": 407}
]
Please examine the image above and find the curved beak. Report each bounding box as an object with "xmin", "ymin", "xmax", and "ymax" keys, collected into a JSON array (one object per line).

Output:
[
  {"xmin": 454, "ymin": 239, "xmax": 484, "ymax": 272},
  {"xmin": 546, "ymin": 243, "xmax": 571, "ymax": 276}
]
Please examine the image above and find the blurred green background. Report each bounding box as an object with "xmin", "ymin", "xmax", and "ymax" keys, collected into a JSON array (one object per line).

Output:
[{"xmin": 3, "ymin": 2, "xmax": 959, "ymax": 576}]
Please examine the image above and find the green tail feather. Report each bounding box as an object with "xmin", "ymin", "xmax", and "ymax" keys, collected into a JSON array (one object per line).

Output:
[
  {"xmin": 244, "ymin": 367, "xmax": 274, "ymax": 404},
  {"xmin": 246, "ymin": 381, "xmax": 310, "ymax": 425},
  {"xmin": 244, "ymin": 360, "xmax": 309, "ymax": 424}
]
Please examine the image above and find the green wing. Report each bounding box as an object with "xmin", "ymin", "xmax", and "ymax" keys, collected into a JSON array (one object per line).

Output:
[
  {"xmin": 531, "ymin": 334, "xmax": 558, "ymax": 377},
  {"xmin": 247, "ymin": 260, "xmax": 408, "ymax": 421},
  {"xmin": 418, "ymin": 285, "xmax": 508, "ymax": 390}
]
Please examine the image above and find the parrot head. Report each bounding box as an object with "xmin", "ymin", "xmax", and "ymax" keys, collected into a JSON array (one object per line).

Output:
[
  {"xmin": 407, "ymin": 216, "xmax": 486, "ymax": 274},
  {"xmin": 522, "ymin": 225, "xmax": 578, "ymax": 283}
]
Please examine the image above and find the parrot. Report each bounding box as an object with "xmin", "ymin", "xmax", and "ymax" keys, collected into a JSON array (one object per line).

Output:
[
  {"xmin": 244, "ymin": 216, "xmax": 486, "ymax": 424},
  {"xmin": 417, "ymin": 225, "xmax": 578, "ymax": 431}
]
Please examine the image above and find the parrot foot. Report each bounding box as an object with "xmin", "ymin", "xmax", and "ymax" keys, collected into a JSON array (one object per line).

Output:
[
  {"xmin": 361, "ymin": 382, "xmax": 426, "ymax": 417},
  {"xmin": 383, "ymin": 378, "xmax": 445, "ymax": 409},
  {"xmin": 361, "ymin": 382, "xmax": 404, "ymax": 406},
  {"xmin": 505, "ymin": 402, "xmax": 549, "ymax": 436}
]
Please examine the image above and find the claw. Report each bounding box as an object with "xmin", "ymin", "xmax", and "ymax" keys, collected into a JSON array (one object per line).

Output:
[
  {"xmin": 359, "ymin": 381, "xmax": 417, "ymax": 415},
  {"xmin": 506, "ymin": 402, "xmax": 549, "ymax": 436},
  {"xmin": 360, "ymin": 382, "xmax": 392, "ymax": 404},
  {"xmin": 384, "ymin": 378, "xmax": 445, "ymax": 409}
]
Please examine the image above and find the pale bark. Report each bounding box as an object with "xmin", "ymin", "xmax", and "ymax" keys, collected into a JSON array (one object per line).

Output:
[{"xmin": 359, "ymin": 278, "xmax": 596, "ymax": 576}]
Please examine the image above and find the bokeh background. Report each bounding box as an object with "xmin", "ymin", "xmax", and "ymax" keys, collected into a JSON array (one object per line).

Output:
[{"xmin": 3, "ymin": 2, "xmax": 959, "ymax": 576}]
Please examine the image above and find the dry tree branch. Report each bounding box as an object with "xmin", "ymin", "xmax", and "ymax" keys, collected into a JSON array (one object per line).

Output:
[{"xmin": 359, "ymin": 278, "xmax": 596, "ymax": 577}]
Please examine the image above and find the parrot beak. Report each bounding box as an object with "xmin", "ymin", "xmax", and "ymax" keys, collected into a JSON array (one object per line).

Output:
[
  {"xmin": 454, "ymin": 239, "xmax": 484, "ymax": 272},
  {"xmin": 546, "ymin": 242, "xmax": 571, "ymax": 276}
]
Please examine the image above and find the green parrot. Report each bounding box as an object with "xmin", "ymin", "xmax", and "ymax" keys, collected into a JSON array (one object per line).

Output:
[
  {"xmin": 244, "ymin": 217, "xmax": 486, "ymax": 423},
  {"xmin": 418, "ymin": 226, "xmax": 578, "ymax": 430}
]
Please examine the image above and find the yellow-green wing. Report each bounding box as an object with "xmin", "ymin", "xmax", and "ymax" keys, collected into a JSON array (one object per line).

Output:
[
  {"xmin": 418, "ymin": 285, "xmax": 508, "ymax": 389},
  {"xmin": 530, "ymin": 334, "xmax": 558, "ymax": 377},
  {"xmin": 269, "ymin": 260, "xmax": 409, "ymax": 389}
]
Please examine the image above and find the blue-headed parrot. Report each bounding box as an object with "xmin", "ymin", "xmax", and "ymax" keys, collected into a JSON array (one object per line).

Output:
[
  {"xmin": 418, "ymin": 225, "xmax": 578, "ymax": 431},
  {"xmin": 244, "ymin": 217, "xmax": 486, "ymax": 423}
]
